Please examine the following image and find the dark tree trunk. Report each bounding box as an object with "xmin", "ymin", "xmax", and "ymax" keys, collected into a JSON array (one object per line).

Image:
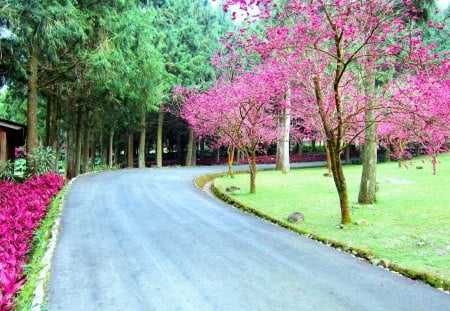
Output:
[
  {"xmin": 49, "ymin": 96, "xmax": 61, "ymax": 172},
  {"xmin": 114, "ymin": 143, "xmax": 120, "ymax": 167},
  {"xmin": 176, "ymin": 131, "xmax": 182, "ymax": 164},
  {"xmin": 249, "ymin": 149, "xmax": 257, "ymax": 193},
  {"xmin": 81, "ymin": 123, "xmax": 90, "ymax": 174},
  {"xmin": 157, "ymin": 107, "xmax": 164, "ymax": 168},
  {"xmin": 191, "ymin": 140, "xmax": 197, "ymax": 166},
  {"xmin": 311, "ymin": 140, "xmax": 316, "ymax": 152},
  {"xmin": 200, "ymin": 140, "xmax": 205, "ymax": 161},
  {"xmin": 45, "ymin": 99, "xmax": 51, "ymax": 147},
  {"xmin": 414, "ymin": 143, "xmax": 420, "ymax": 157},
  {"xmin": 297, "ymin": 141, "xmax": 303, "ymax": 157},
  {"xmin": 26, "ymin": 45, "xmax": 39, "ymax": 157},
  {"xmin": 185, "ymin": 129, "xmax": 196, "ymax": 166},
  {"xmin": 66, "ymin": 128, "xmax": 75, "ymax": 179},
  {"xmin": 398, "ymin": 141, "xmax": 405, "ymax": 168},
  {"xmin": 100, "ymin": 132, "xmax": 107, "ymax": 165},
  {"xmin": 90, "ymin": 134, "xmax": 96, "ymax": 171},
  {"xmin": 385, "ymin": 145, "xmax": 391, "ymax": 162},
  {"xmin": 127, "ymin": 130, "xmax": 134, "ymax": 168},
  {"xmin": 74, "ymin": 107, "xmax": 83, "ymax": 177}
]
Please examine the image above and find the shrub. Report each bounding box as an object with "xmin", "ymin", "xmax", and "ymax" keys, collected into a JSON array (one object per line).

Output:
[
  {"xmin": 26, "ymin": 146, "xmax": 57, "ymax": 177},
  {"xmin": 0, "ymin": 160, "xmax": 16, "ymax": 182}
]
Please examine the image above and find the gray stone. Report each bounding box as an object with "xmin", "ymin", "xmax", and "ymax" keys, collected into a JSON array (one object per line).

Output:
[
  {"xmin": 288, "ymin": 212, "xmax": 304, "ymax": 222},
  {"xmin": 226, "ymin": 185, "xmax": 241, "ymax": 192}
]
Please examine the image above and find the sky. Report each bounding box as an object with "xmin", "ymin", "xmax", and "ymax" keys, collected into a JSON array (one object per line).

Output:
[
  {"xmin": 437, "ymin": 0, "xmax": 450, "ymax": 9},
  {"xmin": 211, "ymin": 0, "xmax": 450, "ymax": 10}
]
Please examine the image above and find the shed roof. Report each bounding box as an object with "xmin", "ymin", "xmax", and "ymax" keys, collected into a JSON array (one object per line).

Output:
[{"xmin": 0, "ymin": 118, "xmax": 26, "ymax": 131}]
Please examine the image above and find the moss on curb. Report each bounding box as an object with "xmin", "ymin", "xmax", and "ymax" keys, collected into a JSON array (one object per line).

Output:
[
  {"xmin": 194, "ymin": 170, "xmax": 248, "ymax": 191},
  {"xmin": 207, "ymin": 176, "xmax": 450, "ymax": 292}
]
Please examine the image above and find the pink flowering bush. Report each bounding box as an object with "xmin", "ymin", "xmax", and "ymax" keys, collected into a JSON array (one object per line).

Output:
[{"xmin": 0, "ymin": 173, "xmax": 64, "ymax": 310}]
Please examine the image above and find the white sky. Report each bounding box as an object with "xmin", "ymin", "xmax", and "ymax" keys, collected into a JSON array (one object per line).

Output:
[
  {"xmin": 211, "ymin": 0, "xmax": 450, "ymax": 11},
  {"xmin": 437, "ymin": 0, "xmax": 450, "ymax": 9}
]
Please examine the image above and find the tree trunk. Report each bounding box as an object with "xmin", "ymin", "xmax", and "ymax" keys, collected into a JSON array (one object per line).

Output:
[
  {"xmin": 414, "ymin": 143, "xmax": 420, "ymax": 157},
  {"xmin": 138, "ymin": 111, "xmax": 146, "ymax": 168},
  {"xmin": 275, "ymin": 128, "xmax": 283, "ymax": 170},
  {"xmin": 127, "ymin": 130, "xmax": 134, "ymax": 168},
  {"xmin": 237, "ymin": 149, "xmax": 243, "ymax": 164},
  {"xmin": 297, "ymin": 141, "xmax": 303, "ymax": 157},
  {"xmin": 66, "ymin": 128, "xmax": 75, "ymax": 179},
  {"xmin": 329, "ymin": 143, "xmax": 351, "ymax": 224},
  {"xmin": 49, "ymin": 96, "xmax": 61, "ymax": 172},
  {"xmin": 45, "ymin": 99, "xmax": 51, "ymax": 147},
  {"xmin": 227, "ymin": 146, "xmax": 235, "ymax": 178},
  {"xmin": 185, "ymin": 128, "xmax": 196, "ymax": 166},
  {"xmin": 108, "ymin": 129, "xmax": 114, "ymax": 167},
  {"xmin": 90, "ymin": 133, "xmax": 96, "ymax": 171},
  {"xmin": 311, "ymin": 139, "xmax": 316, "ymax": 152},
  {"xmin": 156, "ymin": 107, "xmax": 164, "ymax": 168},
  {"xmin": 324, "ymin": 142, "xmax": 332, "ymax": 174},
  {"xmin": 81, "ymin": 123, "xmax": 90, "ymax": 174},
  {"xmin": 114, "ymin": 144, "xmax": 120, "ymax": 167},
  {"xmin": 191, "ymin": 139, "xmax": 197, "ymax": 166},
  {"xmin": 358, "ymin": 58, "xmax": 378, "ymax": 204},
  {"xmin": 249, "ymin": 149, "xmax": 257, "ymax": 193},
  {"xmin": 314, "ymin": 74, "xmax": 351, "ymax": 224},
  {"xmin": 385, "ymin": 144, "xmax": 391, "ymax": 162},
  {"xmin": 345, "ymin": 146, "xmax": 350, "ymax": 165},
  {"xmin": 358, "ymin": 103, "xmax": 378, "ymax": 204},
  {"xmin": 176, "ymin": 131, "xmax": 182, "ymax": 164},
  {"xmin": 26, "ymin": 45, "xmax": 39, "ymax": 157},
  {"xmin": 281, "ymin": 88, "xmax": 291, "ymax": 174},
  {"xmin": 100, "ymin": 132, "xmax": 106, "ymax": 165},
  {"xmin": 397, "ymin": 140, "xmax": 407, "ymax": 168},
  {"xmin": 200, "ymin": 140, "xmax": 205, "ymax": 161},
  {"xmin": 74, "ymin": 108, "xmax": 82, "ymax": 177}
]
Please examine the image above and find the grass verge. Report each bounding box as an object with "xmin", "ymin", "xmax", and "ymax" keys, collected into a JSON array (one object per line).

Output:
[
  {"xmin": 14, "ymin": 182, "xmax": 69, "ymax": 310},
  {"xmin": 211, "ymin": 156, "xmax": 450, "ymax": 291}
]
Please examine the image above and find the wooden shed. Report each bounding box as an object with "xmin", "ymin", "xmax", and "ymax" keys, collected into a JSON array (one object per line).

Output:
[{"xmin": 0, "ymin": 119, "xmax": 26, "ymax": 162}]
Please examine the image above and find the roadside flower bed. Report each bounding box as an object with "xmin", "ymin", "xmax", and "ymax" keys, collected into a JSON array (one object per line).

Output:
[{"xmin": 0, "ymin": 173, "xmax": 64, "ymax": 310}]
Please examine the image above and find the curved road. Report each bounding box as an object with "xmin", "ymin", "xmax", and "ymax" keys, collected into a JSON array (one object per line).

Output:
[{"xmin": 48, "ymin": 166, "xmax": 449, "ymax": 310}]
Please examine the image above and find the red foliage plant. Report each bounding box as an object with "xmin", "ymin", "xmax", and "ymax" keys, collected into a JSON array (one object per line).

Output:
[{"xmin": 0, "ymin": 173, "xmax": 64, "ymax": 310}]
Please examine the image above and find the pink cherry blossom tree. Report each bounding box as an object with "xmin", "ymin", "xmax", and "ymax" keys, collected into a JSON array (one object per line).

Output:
[
  {"xmin": 181, "ymin": 63, "xmax": 286, "ymax": 193},
  {"xmin": 380, "ymin": 59, "xmax": 450, "ymax": 174},
  {"xmin": 218, "ymin": 0, "xmax": 447, "ymax": 224}
]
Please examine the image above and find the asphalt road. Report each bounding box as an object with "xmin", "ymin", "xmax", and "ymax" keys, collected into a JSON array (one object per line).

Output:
[{"xmin": 48, "ymin": 165, "xmax": 450, "ymax": 310}]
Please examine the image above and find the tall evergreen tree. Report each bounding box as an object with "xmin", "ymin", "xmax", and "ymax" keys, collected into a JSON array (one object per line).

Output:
[{"xmin": 1, "ymin": 1, "xmax": 85, "ymax": 157}]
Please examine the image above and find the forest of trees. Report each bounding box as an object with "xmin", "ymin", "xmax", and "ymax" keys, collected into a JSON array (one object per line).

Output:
[{"xmin": 0, "ymin": 0, "xmax": 232, "ymax": 177}]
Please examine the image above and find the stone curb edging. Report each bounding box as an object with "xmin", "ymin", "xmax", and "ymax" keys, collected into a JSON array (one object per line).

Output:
[{"xmin": 202, "ymin": 173, "xmax": 450, "ymax": 293}]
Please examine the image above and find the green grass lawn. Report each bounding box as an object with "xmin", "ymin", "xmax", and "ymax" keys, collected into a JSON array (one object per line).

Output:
[{"xmin": 213, "ymin": 155, "xmax": 450, "ymax": 282}]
